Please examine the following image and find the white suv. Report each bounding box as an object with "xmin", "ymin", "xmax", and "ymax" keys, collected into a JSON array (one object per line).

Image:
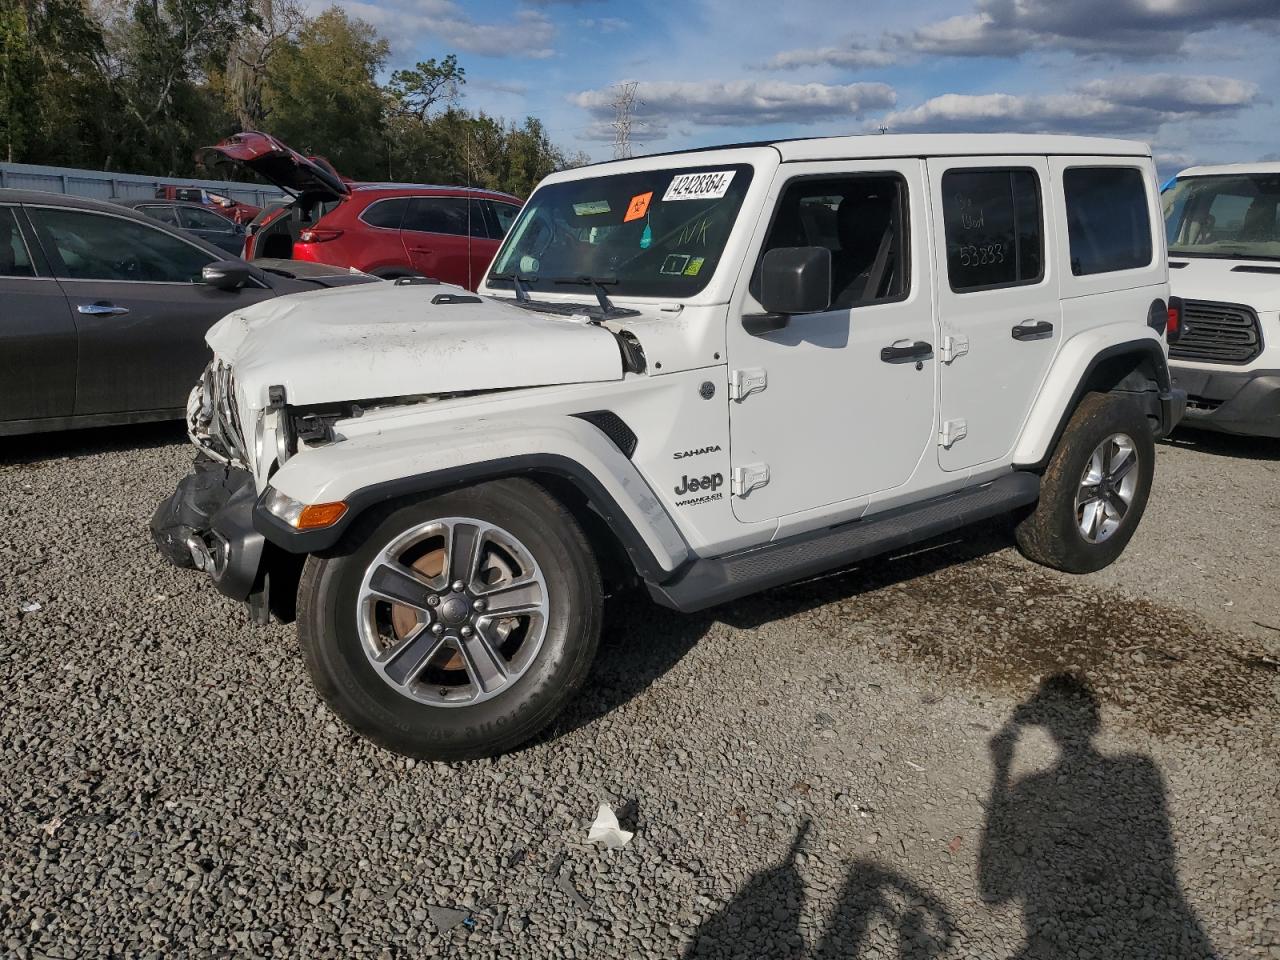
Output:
[
  {"xmin": 1163, "ymin": 162, "xmax": 1280, "ymax": 437},
  {"xmin": 153, "ymin": 134, "xmax": 1184, "ymax": 759}
]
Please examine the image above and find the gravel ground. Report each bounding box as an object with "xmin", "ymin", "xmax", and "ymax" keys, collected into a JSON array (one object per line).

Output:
[{"xmin": 0, "ymin": 423, "xmax": 1276, "ymax": 959}]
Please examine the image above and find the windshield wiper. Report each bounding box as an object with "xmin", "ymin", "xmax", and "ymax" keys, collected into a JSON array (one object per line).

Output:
[
  {"xmin": 553, "ymin": 275, "xmax": 632, "ymax": 317},
  {"xmin": 489, "ymin": 271, "xmax": 536, "ymax": 302}
]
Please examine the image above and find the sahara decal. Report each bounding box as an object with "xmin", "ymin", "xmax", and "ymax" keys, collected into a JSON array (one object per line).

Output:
[{"xmin": 672, "ymin": 444, "xmax": 723, "ymax": 460}]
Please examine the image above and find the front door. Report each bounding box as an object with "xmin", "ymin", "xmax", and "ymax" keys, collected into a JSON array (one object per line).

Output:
[
  {"xmin": 26, "ymin": 205, "xmax": 274, "ymax": 416},
  {"xmin": 925, "ymin": 158, "xmax": 1062, "ymax": 471},
  {"xmin": 0, "ymin": 206, "xmax": 77, "ymax": 424},
  {"xmin": 726, "ymin": 159, "xmax": 938, "ymax": 524}
]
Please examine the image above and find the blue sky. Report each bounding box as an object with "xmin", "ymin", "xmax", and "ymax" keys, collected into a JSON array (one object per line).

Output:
[{"xmin": 317, "ymin": 0, "xmax": 1280, "ymax": 176}]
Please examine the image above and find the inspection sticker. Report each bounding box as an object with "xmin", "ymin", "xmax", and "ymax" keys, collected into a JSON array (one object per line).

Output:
[
  {"xmin": 660, "ymin": 254, "xmax": 691, "ymax": 275},
  {"xmin": 663, "ymin": 170, "xmax": 735, "ymax": 202},
  {"xmin": 683, "ymin": 256, "xmax": 705, "ymax": 276}
]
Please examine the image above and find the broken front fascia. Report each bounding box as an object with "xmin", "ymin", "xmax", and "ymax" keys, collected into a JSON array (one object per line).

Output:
[{"xmin": 187, "ymin": 358, "xmax": 526, "ymax": 480}]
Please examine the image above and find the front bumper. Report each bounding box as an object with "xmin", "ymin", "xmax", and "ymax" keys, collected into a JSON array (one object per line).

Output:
[
  {"xmin": 151, "ymin": 458, "xmax": 267, "ymax": 611},
  {"xmin": 1170, "ymin": 366, "xmax": 1280, "ymax": 438}
]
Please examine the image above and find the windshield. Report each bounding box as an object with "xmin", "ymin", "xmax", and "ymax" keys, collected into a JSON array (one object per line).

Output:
[
  {"xmin": 1164, "ymin": 173, "xmax": 1280, "ymax": 260},
  {"xmin": 488, "ymin": 164, "xmax": 754, "ymax": 297}
]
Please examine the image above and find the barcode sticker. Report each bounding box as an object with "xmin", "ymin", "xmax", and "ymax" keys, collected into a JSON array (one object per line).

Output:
[{"xmin": 662, "ymin": 170, "xmax": 735, "ymax": 202}]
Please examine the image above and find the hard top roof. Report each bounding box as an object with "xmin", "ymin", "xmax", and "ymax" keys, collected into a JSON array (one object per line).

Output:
[
  {"xmin": 1174, "ymin": 162, "xmax": 1280, "ymax": 179},
  {"xmin": 577, "ymin": 132, "xmax": 1150, "ymax": 170}
]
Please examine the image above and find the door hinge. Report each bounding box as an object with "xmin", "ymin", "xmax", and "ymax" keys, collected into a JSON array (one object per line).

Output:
[
  {"xmin": 728, "ymin": 367, "xmax": 767, "ymax": 401},
  {"xmin": 731, "ymin": 462, "xmax": 770, "ymax": 497},
  {"xmin": 939, "ymin": 419, "xmax": 968, "ymax": 448},
  {"xmin": 940, "ymin": 334, "xmax": 969, "ymax": 364}
]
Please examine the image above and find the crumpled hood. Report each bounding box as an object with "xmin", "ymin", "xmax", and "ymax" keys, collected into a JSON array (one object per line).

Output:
[
  {"xmin": 206, "ymin": 282, "xmax": 623, "ymax": 412},
  {"xmin": 1169, "ymin": 257, "xmax": 1280, "ymax": 313}
]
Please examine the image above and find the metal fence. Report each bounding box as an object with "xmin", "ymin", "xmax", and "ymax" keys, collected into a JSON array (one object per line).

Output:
[{"xmin": 0, "ymin": 161, "xmax": 284, "ymax": 207}]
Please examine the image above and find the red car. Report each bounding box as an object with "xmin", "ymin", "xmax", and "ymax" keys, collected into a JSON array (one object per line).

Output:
[
  {"xmin": 202, "ymin": 132, "xmax": 521, "ymax": 289},
  {"xmin": 153, "ymin": 185, "xmax": 261, "ymax": 225}
]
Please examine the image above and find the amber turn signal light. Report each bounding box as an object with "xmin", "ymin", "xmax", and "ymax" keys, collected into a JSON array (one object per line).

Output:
[{"xmin": 296, "ymin": 502, "xmax": 348, "ymax": 530}]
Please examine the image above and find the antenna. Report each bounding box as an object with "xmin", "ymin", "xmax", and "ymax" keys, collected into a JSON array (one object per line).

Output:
[{"xmin": 611, "ymin": 81, "xmax": 639, "ymax": 160}]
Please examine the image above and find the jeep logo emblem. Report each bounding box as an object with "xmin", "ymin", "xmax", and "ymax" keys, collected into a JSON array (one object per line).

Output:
[{"xmin": 674, "ymin": 473, "xmax": 724, "ymax": 496}]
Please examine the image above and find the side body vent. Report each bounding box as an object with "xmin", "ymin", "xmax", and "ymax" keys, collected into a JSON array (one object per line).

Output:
[{"xmin": 573, "ymin": 411, "xmax": 638, "ymax": 458}]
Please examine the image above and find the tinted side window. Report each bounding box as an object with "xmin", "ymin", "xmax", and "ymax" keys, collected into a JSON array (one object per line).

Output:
[
  {"xmin": 179, "ymin": 207, "xmax": 233, "ymax": 231},
  {"xmin": 1063, "ymin": 167, "xmax": 1152, "ymax": 276},
  {"xmin": 29, "ymin": 208, "xmax": 213, "ymax": 283},
  {"xmin": 361, "ymin": 197, "xmax": 411, "ymax": 229},
  {"xmin": 403, "ymin": 197, "xmax": 470, "ymax": 236},
  {"xmin": 758, "ymin": 175, "xmax": 908, "ymax": 308},
  {"xmin": 139, "ymin": 204, "xmax": 181, "ymax": 226},
  {"xmin": 941, "ymin": 169, "xmax": 1043, "ymax": 292},
  {"xmin": 0, "ymin": 208, "xmax": 36, "ymax": 277},
  {"xmin": 491, "ymin": 202, "xmax": 520, "ymax": 236}
]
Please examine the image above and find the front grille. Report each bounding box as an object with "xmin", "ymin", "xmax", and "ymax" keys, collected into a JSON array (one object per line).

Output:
[{"xmin": 1170, "ymin": 300, "xmax": 1263, "ymax": 365}]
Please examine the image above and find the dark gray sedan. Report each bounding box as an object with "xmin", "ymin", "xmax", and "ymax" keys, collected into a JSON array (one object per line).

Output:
[
  {"xmin": 119, "ymin": 199, "xmax": 247, "ymax": 255},
  {"xmin": 0, "ymin": 189, "xmax": 377, "ymax": 436}
]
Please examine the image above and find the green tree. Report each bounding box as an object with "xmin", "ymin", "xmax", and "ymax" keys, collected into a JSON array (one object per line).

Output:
[{"xmin": 261, "ymin": 6, "xmax": 388, "ymax": 180}]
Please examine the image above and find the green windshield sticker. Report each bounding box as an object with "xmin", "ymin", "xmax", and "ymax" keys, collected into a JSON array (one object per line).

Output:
[
  {"xmin": 573, "ymin": 200, "xmax": 611, "ymax": 216},
  {"xmin": 684, "ymin": 256, "xmax": 705, "ymax": 276}
]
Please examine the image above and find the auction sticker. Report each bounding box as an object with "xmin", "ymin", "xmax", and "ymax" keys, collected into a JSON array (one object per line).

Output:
[{"xmin": 663, "ymin": 170, "xmax": 735, "ymax": 202}]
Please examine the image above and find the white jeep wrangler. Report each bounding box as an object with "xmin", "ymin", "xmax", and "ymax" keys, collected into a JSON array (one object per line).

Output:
[
  {"xmin": 153, "ymin": 134, "xmax": 1184, "ymax": 760},
  {"xmin": 1162, "ymin": 162, "xmax": 1280, "ymax": 437}
]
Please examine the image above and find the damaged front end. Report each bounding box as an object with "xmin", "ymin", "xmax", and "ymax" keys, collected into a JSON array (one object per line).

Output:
[
  {"xmin": 150, "ymin": 456, "xmax": 270, "ymax": 616},
  {"xmin": 153, "ymin": 363, "xmax": 288, "ymax": 624}
]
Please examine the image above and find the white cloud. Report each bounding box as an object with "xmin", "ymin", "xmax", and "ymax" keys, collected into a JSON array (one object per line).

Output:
[
  {"xmin": 881, "ymin": 74, "xmax": 1259, "ymax": 135},
  {"xmin": 572, "ymin": 79, "xmax": 897, "ymax": 128},
  {"xmin": 317, "ymin": 0, "xmax": 556, "ymax": 59},
  {"xmin": 578, "ymin": 16, "xmax": 629, "ymax": 32},
  {"xmin": 764, "ymin": 45, "xmax": 897, "ymax": 71},
  {"xmin": 894, "ymin": 0, "xmax": 1280, "ymax": 58}
]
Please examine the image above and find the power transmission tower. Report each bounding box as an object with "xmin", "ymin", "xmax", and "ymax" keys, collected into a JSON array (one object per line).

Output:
[{"xmin": 611, "ymin": 82, "xmax": 639, "ymax": 160}]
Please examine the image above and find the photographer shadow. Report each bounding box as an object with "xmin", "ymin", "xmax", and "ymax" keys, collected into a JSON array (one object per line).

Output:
[
  {"xmin": 979, "ymin": 673, "xmax": 1218, "ymax": 959},
  {"xmin": 682, "ymin": 823, "xmax": 954, "ymax": 960}
]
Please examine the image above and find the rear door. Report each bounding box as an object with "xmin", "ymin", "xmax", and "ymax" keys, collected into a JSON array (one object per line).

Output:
[
  {"xmin": 0, "ymin": 205, "xmax": 77, "ymax": 425},
  {"xmin": 25, "ymin": 205, "xmax": 275, "ymax": 417},
  {"xmin": 401, "ymin": 196, "xmax": 490, "ymax": 289},
  {"xmin": 926, "ymin": 157, "xmax": 1062, "ymax": 471}
]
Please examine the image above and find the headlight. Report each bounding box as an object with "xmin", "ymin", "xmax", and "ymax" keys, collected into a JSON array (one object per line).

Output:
[{"xmin": 262, "ymin": 487, "xmax": 348, "ymax": 530}]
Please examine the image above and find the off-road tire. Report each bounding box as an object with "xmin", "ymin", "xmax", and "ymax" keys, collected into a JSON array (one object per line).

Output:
[
  {"xmin": 297, "ymin": 479, "xmax": 602, "ymax": 760},
  {"xmin": 1015, "ymin": 391, "xmax": 1155, "ymax": 574}
]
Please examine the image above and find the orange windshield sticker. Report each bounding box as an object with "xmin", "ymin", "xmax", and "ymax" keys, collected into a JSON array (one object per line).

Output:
[{"xmin": 624, "ymin": 191, "xmax": 653, "ymax": 222}]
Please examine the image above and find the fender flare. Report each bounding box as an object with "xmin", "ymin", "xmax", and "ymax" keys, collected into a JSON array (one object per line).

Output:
[
  {"xmin": 253, "ymin": 416, "xmax": 690, "ymax": 582},
  {"xmin": 1012, "ymin": 331, "xmax": 1172, "ymax": 468}
]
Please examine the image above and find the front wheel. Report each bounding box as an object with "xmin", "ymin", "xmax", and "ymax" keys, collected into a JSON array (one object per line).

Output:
[
  {"xmin": 297, "ymin": 479, "xmax": 602, "ymax": 760},
  {"xmin": 1015, "ymin": 392, "xmax": 1155, "ymax": 574}
]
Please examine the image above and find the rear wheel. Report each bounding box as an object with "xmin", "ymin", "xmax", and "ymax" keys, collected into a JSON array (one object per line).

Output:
[
  {"xmin": 1015, "ymin": 392, "xmax": 1155, "ymax": 573},
  {"xmin": 297, "ymin": 479, "xmax": 602, "ymax": 760}
]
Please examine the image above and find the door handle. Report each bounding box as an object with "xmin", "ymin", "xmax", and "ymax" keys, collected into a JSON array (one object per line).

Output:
[
  {"xmin": 77, "ymin": 302, "xmax": 130, "ymax": 317},
  {"xmin": 880, "ymin": 340, "xmax": 933, "ymax": 363},
  {"xmin": 1011, "ymin": 320, "xmax": 1054, "ymax": 341}
]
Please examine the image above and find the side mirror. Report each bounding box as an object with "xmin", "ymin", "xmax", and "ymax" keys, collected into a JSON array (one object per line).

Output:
[
  {"xmin": 758, "ymin": 246, "xmax": 832, "ymax": 316},
  {"xmin": 202, "ymin": 259, "xmax": 251, "ymax": 291}
]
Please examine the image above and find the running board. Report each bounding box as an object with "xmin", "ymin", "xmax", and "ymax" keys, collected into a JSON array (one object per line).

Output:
[{"xmin": 649, "ymin": 471, "xmax": 1040, "ymax": 613}]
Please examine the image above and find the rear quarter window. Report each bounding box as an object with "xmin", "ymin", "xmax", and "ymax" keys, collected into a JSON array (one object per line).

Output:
[
  {"xmin": 1063, "ymin": 167, "xmax": 1152, "ymax": 275},
  {"xmin": 361, "ymin": 197, "xmax": 411, "ymax": 229}
]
